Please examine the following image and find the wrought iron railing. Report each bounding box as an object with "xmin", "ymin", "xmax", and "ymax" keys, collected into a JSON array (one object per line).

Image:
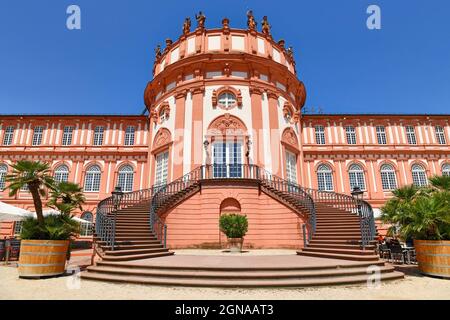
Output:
[{"xmin": 303, "ymin": 188, "xmax": 376, "ymax": 248}]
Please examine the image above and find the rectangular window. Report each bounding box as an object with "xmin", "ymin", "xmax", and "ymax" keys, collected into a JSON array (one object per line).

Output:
[
  {"xmin": 93, "ymin": 126, "xmax": 104, "ymax": 146},
  {"xmin": 62, "ymin": 126, "xmax": 74, "ymax": 146},
  {"xmin": 80, "ymin": 222, "xmax": 93, "ymax": 237},
  {"xmin": 315, "ymin": 125, "xmax": 326, "ymax": 145},
  {"xmin": 3, "ymin": 126, "xmax": 14, "ymax": 145},
  {"xmin": 14, "ymin": 221, "xmax": 23, "ymax": 236},
  {"xmin": 376, "ymin": 126, "xmax": 387, "ymax": 144},
  {"xmin": 435, "ymin": 126, "xmax": 446, "ymax": 145},
  {"xmin": 32, "ymin": 126, "xmax": 44, "ymax": 146},
  {"xmin": 155, "ymin": 151, "xmax": 169, "ymax": 186},
  {"xmin": 124, "ymin": 126, "xmax": 135, "ymax": 146},
  {"xmin": 212, "ymin": 142, "xmax": 243, "ymax": 178},
  {"xmin": 345, "ymin": 126, "xmax": 357, "ymax": 144},
  {"xmin": 285, "ymin": 151, "xmax": 297, "ymax": 183},
  {"xmin": 405, "ymin": 126, "xmax": 417, "ymax": 145}
]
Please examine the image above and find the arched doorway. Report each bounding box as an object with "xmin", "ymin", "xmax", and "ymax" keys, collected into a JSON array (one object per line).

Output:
[{"xmin": 219, "ymin": 198, "xmax": 241, "ymax": 247}]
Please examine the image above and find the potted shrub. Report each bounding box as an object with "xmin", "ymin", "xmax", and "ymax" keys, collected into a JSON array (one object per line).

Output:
[
  {"xmin": 219, "ymin": 214, "xmax": 248, "ymax": 252},
  {"xmin": 381, "ymin": 175, "xmax": 450, "ymax": 278},
  {"xmin": 6, "ymin": 160, "xmax": 81, "ymax": 278}
]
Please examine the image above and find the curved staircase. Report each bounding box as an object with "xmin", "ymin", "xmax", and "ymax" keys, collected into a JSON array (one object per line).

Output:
[{"xmin": 83, "ymin": 164, "xmax": 403, "ymax": 287}]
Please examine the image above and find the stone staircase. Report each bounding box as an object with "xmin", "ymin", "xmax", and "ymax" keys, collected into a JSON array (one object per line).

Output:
[
  {"xmin": 297, "ymin": 203, "xmax": 379, "ymax": 261},
  {"xmin": 94, "ymin": 201, "xmax": 173, "ymax": 262}
]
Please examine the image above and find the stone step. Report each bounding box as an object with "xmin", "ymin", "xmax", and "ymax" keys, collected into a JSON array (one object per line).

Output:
[
  {"xmin": 302, "ymin": 247, "xmax": 376, "ymax": 256},
  {"xmin": 308, "ymin": 243, "xmax": 376, "ymax": 250},
  {"xmin": 104, "ymin": 247, "xmax": 169, "ymax": 256},
  {"xmin": 297, "ymin": 251, "xmax": 380, "ymax": 262},
  {"xmin": 102, "ymin": 244, "xmax": 164, "ymax": 250},
  {"xmin": 101, "ymin": 251, "xmax": 174, "ymax": 262},
  {"xmin": 100, "ymin": 239, "xmax": 163, "ymax": 246},
  {"xmin": 81, "ymin": 270, "xmax": 403, "ymax": 287}
]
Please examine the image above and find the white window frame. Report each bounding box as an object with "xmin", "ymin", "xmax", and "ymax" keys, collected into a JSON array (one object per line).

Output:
[
  {"xmin": 442, "ymin": 163, "xmax": 450, "ymax": 177},
  {"xmin": 32, "ymin": 126, "xmax": 44, "ymax": 146},
  {"xmin": 218, "ymin": 92, "xmax": 237, "ymax": 109},
  {"xmin": 155, "ymin": 151, "xmax": 169, "ymax": 186},
  {"xmin": 380, "ymin": 164, "xmax": 397, "ymax": 191},
  {"xmin": 348, "ymin": 164, "xmax": 366, "ymax": 191},
  {"xmin": 84, "ymin": 165, "xmax": 101, "ymax": 192},
  {"xmin": 62, "ymin": 126, "xmax": 74, "ymax": 146},
  {"xmin": 315, "ymin": 125, "xmax": 326, "ymax": 145},
  {"xmin": 0, "ymin": 164, "xmax": 7, "ymax": 190},
  {"xmin": 317, "ymin": 164, "xmax": 333, "ymax": 191},
  {"xmin": 405, "ymin": 126, "xmax": 417, "ymax": 145},
  {"xmin": 435, "ymin": 126, "xmax": 446, "ymax": 145},
  {"xmin": 212, "ymin": 141, "xmax": 243, "ymax": 178},
  {"xmin": 93, "ymin": 126, "xmax": 104, "ymax": 146},
  {"xmin": 345, "ymin": 126, "xmax": 357, "ymax": 145},
  {"xmin": 285, "ymin": 151, "xmax": 297, "ymax": 183},
  {"xmin": 3, "ymin": 126, "xmax": 14, "ymax": 146},
  {"xmin": 117, "ymin": 165, "xmax": 134, "ymax": 192},
  {"xmin": 376, "ymin": 126, "xmax": 387, "ymax": 144},
  {"xmin": 411, "ymin": 164, "xmax": 428, "ymax": 187},
  {"xmin": 124, "ymin": 126, "xmax": 135, "ymax": 146},
  {"xmin": 54, "ymin": 165, "xmax": 69, "ymax": 183}
]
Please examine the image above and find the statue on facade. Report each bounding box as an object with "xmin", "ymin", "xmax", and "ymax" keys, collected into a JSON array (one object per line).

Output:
[
  {"xmin": 154, "ymin": 44, "xmax": 162, "ymax": 60},
  {"xmin": 247, "ymin": 10, "xmax": 257, "ymax": 31},
  {"xmin": 287, "ymin": 46, "xmax": 294, "ymax": 60},
  {"xmin": 195, "ymin": 11, "xmax": 206, "ymax": 29},
  {"xmin": 261, "ymin": 16, "xmax": 271, "ymax": 36},
  {"xmin": 183, "ymin": 17, "xmax": 191, "ymax": 35}
]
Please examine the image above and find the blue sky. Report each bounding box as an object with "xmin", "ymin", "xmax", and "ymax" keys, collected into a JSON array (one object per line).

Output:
[{"xmin": 0, "ymin": 0, "xmax": 449, "ymax": 115}]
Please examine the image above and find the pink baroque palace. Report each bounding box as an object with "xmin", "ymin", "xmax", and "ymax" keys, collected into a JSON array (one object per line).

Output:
[{"xmin": 1, "ymin": 13, "xmax": 449, "ymax": 258}]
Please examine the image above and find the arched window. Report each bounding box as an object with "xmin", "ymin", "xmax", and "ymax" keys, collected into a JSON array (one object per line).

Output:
[
  {"xmin": 84, "ymin": 165, "xmax": 101, "ymax": 192},
  {"xmin": 117, "ymin": 165, "xmax": 134, "ymax": 192},
  {"xmin": 317, "ymin": 164, "xmax": 333, "ymax": 191},
  {"xmin": 218, "ymin": 92, "xmax": 237, "ymax": 109},
  {"xmin": 411, "ymin": 164, "xmax": 428, "ymax": 187},
  {"xmin": 80, "ymin": 211, "xmax": 93, "ymax": 236},
  {"xmin": 54, "ymin": 164, "xmax": 69, "ymax": 183},
  {"xmin": 0, "ymin": 164, "xmax": 7, "ymax": 190},
  {"xmin": 81, "ymin": 211, "xmax": 93, "ymax": 222},
  {"xmin": 380, "ymin": 164, "xmax": 397, "ymax": 191},
  {"xmin": 348, "ymin": 164, "xmax": 366, "ymax": 190},
  {"xmin": 443, "ymin": 163, "xmax": 450, "ymax": 177}
]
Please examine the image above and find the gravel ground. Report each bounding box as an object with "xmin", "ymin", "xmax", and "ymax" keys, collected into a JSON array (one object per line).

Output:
[{"xmin": 1, "ymin": 266, "xmax": 449, "ymax": 300}]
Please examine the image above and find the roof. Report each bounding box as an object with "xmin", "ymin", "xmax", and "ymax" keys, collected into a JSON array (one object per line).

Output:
[
  {"xmin": 0, "ymin": 113, "xmax": 146, "ymax": 118},
  {"xmin": 302, "ymin": 113, "xmax": 450, "ymax": 117}
]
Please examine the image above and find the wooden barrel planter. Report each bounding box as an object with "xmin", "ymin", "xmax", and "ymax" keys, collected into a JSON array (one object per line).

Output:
[
  {"xmin": 18, "ymin": 240, "xmax": 70, "ymax": 278},
  {"xmin": 414, "ymin": 240, "xmax": 450, "ymax": 279}
]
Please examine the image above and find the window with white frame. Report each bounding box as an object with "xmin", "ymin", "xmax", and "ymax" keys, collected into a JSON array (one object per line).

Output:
[
  {"xmin": 117, "ymin": 165, "xmax": 134, "ymax": 192},
  {"xmin": 32, "ymin": 126, "xmax": 44, "ymax": 146},
  {"xmin": 84, "ymin": 165, "xmax": 101, "ymax": 192},
  {"xmin": 405, "ymin": 126, "xmax": 417, "ymax": 145},
  {"xmin": 317, "ymin": 164, "xmax": 333, "ymax": 191},
  {"xmin": 80, "ymin": 211, "xmax": 93, "ymax": 236},
  {"xmin": 376, "ymin": 126, "xmax": 387, "ymax": 144},
  {"xmin": 0, "ymin": 164, "xmax": 7, "ymax": 190},
  {"xmin": 442, "ymin": 163, "xmax": 450, "ymax": 177},
  {"xmin": 285, "ymin": 151, "xmax": 297, "ymax": 183},
  {"xmin": 212, "ymin": 142, "xmax": 243, "ymax": 178},
  {"xmin": 62, "ymin": 126, "xmax": 74, "ymax": 146},
  {"xmin": 348, "ymin": 164, "xmax": 366, "ymax": 190},
  {"xmin": 14, "ymin": 221, "xmax": 23, "ymax": 236},
  {"xmin": 315, "ymin": 125, "xmax": 326, "ymax": 145},
  {"xmin": 3, "ymin": 126, "xmax": 14, "ymax": 145},
  {"xmin": 411, "ymin": 164, "xmax": 428, "ymax": 187},
  {"xmin": 218, "ymin": 92, "xmax": 237, "ymax": 109},
  {"xmin": 345, "ymin": 126, "xmax": 357, "ymax": 144},
  {"xmin": 380, "ymin": 164, "xmax": 397, "ymax": 191},
  {"xmin": 124, "ymin": 126, "xmax": 135, "ymax": 146},
  {"xmin": 435, "ymin": 126, "xmax": 446, "ymax": 145},
  {"xmin": 93, "ymin": 126, "xmax": 104, "ymax": 146},
  {"xmin": 155, "ymin": 151, "xmax": 169, "ymax": 186},
  {"xmin": 54, "ymin": 165, "xmax": 69, "ymax": 183}
]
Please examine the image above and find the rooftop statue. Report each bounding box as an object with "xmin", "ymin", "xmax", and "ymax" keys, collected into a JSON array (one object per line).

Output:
[
  {"xmin": 154, "ymin": 44, "xmax": 162, "ymax": 60},
  {"xmin": 247, "ymin": 10, "xmax": 257, "ymax": 31},
  {"xmin": 183, "ymin": 17, "xmax": 191, "ymax": 35},
  {"xmin": 287, "ymin": 46, "xmax": 294, "ymax": 60},
  {"xmin": 261, "ymin": 16, "xmax": 271, "ymax": 36},
  {"xmin": 195, "ymin": 11, "xmax": 206, "ymax": 29}
]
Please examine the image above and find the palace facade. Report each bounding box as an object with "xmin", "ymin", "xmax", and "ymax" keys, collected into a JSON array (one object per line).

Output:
[{"xmin": 1, "ymin": 15, "xmax": 449, "ymax": 249}]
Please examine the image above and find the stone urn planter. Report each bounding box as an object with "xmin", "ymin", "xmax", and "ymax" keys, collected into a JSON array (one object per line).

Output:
[
  {"xmin": 414, "ymin": 240, "xmax": 450, "ymax": 278},
  {"xmin": 227, "ymin": 237, "xmax": 244, "ymax": 252},
  {"xmin": 219, "ymin": 213, "xmax": 248, "ymax": 253},
  {"xmin": 18, "ymin": 239, "xmax": 70, "ymax": 278}
]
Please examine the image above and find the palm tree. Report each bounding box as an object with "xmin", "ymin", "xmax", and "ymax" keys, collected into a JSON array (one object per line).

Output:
[
  {"xmin": 429, "ymin": 175, "xmax": 450, "ymax": 191},
  {"xmin": 6, "ymin": 160, "xmax": 55, "ymax": 227},
  {"xmin": 48, "ymin": 181, "xmax": 86, "ymax": 215}
]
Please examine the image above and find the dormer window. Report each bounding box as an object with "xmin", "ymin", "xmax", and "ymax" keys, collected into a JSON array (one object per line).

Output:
[
  {"xmin": 158, "ymin": 103, "xmax": 170, "ymax": 123},
  {"xmin": 218, "ymin": 92, "xmax": 237, "ymax": 110}
]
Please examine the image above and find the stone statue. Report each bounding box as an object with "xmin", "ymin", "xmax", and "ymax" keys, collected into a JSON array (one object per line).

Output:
[
  {"xmin": 287, "ymin": 46, "xmax": 294, "ymax": 60},
  {"xmin": 195, "ymin": 11, "xmax": 206, "ymax": 29},
  {"xmin": 154, "ymin": 44, "xmax": 162, "ymax": 60},
  {"xmin": 247, "ymin": 10, "xmax": 257, "ymax": 31},
  {"xmin": 183, "ymin": 17, "xmax": 191, "ymax": 35},
  {"xmin": 261, "ymin": 16, "xmax": 271, "ymax": 36}
]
